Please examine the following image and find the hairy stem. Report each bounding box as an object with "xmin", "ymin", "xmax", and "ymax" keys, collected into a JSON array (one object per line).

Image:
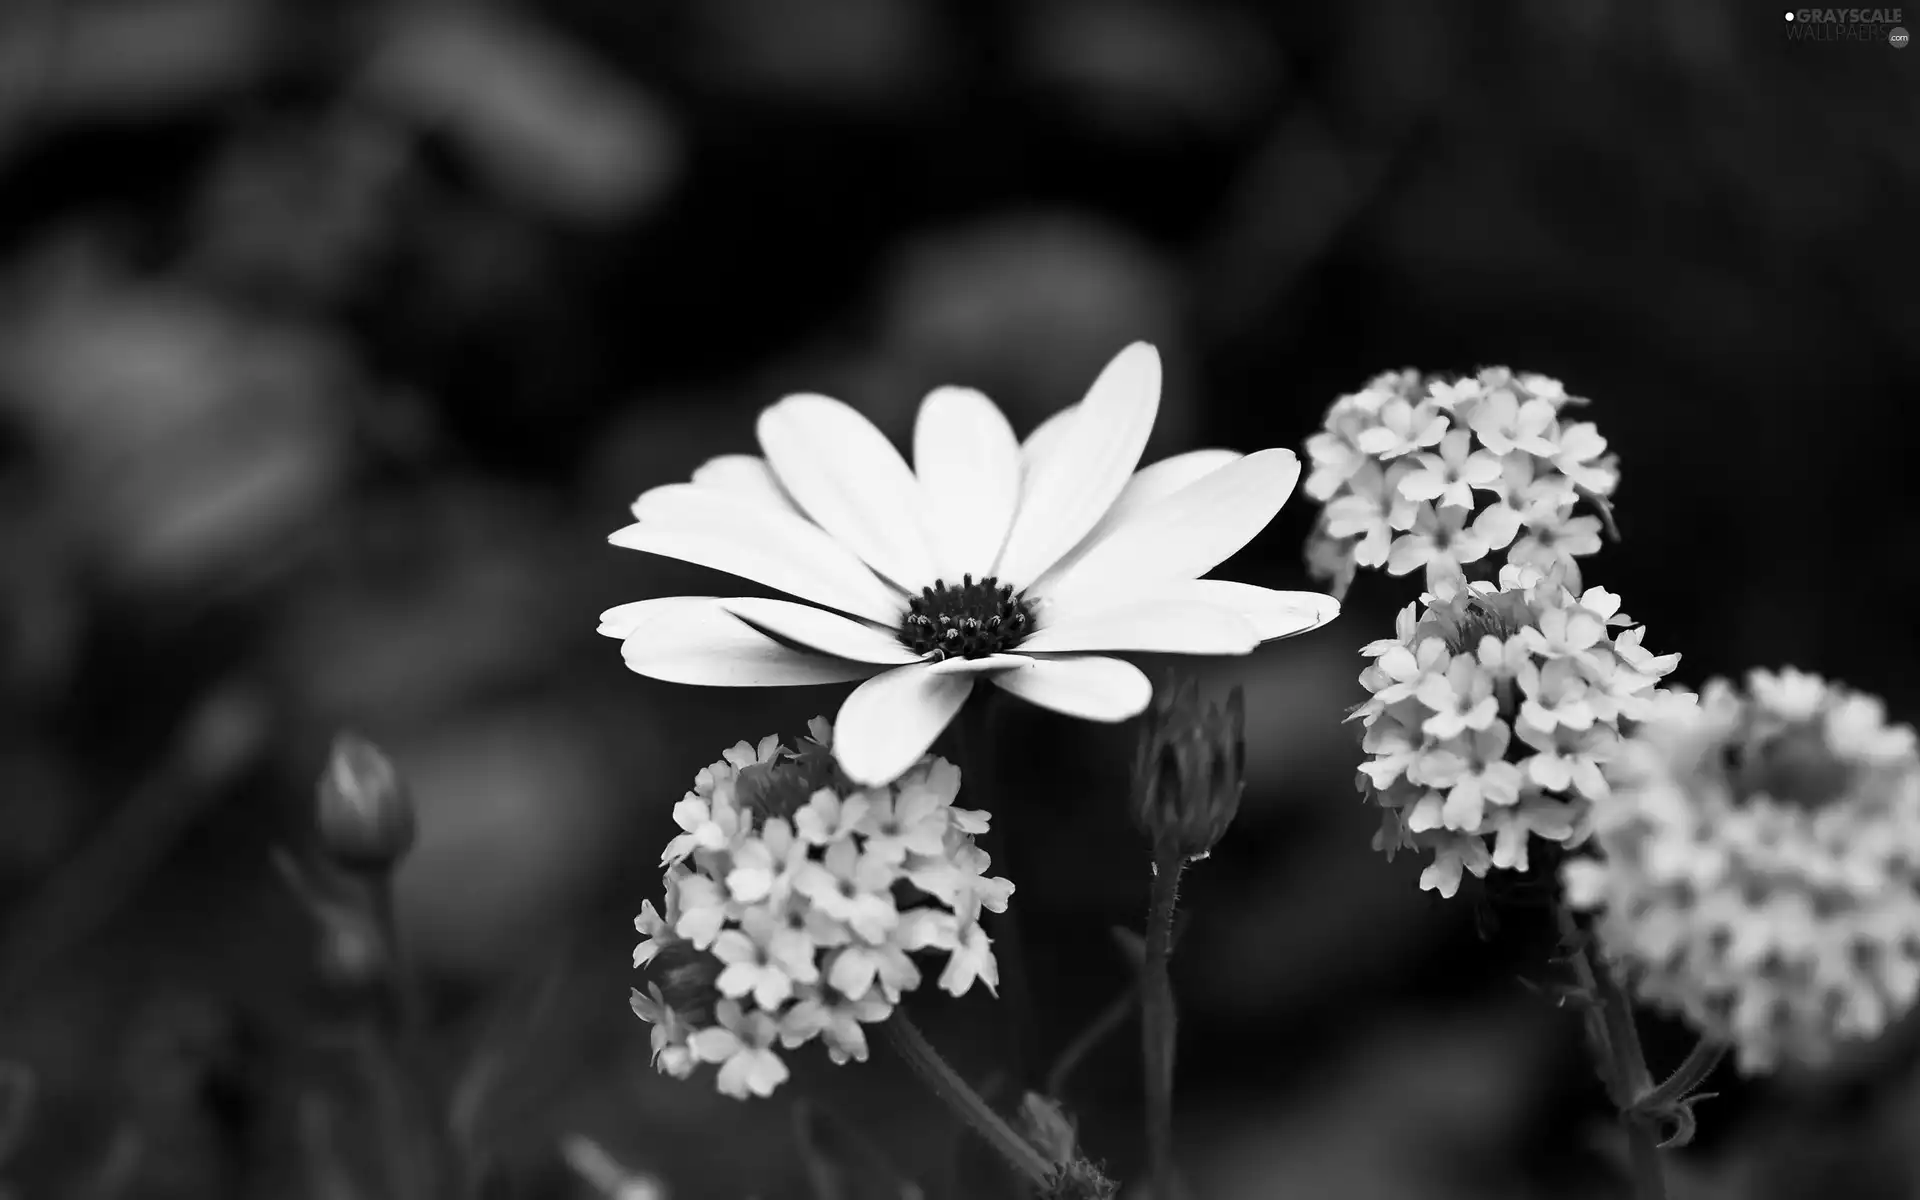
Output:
[
  {"xmin": 1554, "ymin": 903, "xmax": 1666, "ymax": 1200},
  {"xmin": 884, "ymin": 1012, "xmax": 1053, "ymax": 1188},
  {"xmin": 1640, "ymin": 1037, "xmax": 1726, "ymax": 1114},
  {"xmin": 1141, "ymin": 847, "xmax": 1187, "ymax": 1200}
]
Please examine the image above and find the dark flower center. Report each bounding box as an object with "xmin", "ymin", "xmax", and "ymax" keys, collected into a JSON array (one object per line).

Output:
[{"xmin": 899, "ymin": 574, "xmax": 1034, "ymax": 661}]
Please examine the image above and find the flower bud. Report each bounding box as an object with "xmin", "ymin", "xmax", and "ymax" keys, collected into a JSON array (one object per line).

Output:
[
  {"xmin": 1131, "ymin": 677, "xmax": 1246, "ymax": 861},
  {"xmin": 315, "ymin": 732, "xmax": 417, "ymax": 872}
]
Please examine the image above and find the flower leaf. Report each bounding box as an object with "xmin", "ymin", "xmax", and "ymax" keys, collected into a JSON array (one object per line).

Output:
[{"xmin": 1651, "ymin": 1092, "xmax": 1717, "ymax": 1149}]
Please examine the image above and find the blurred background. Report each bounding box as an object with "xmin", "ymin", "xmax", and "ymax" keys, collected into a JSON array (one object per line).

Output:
[{"xmin": 0, "ymin": 1, "xmax": 1917, "ymax": 1197}]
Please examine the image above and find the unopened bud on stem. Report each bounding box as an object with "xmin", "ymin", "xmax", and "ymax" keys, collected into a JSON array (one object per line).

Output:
[
  {"xmin": 1131, "ymin": 676, "xmax": 1246, "ymax": 862},
  {"xmin": 316, "ymin": 732, "xmax": 417, "ymax": 872}
]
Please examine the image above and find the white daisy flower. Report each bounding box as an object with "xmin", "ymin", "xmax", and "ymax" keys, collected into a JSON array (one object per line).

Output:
[
  {"xmin": 601, "ymin": 342, "xmax": 1340, "ymax": 787},
  {"xmin": 1354, "ymin": 564, "xmax": 1682, "ymax": 897},
  {"xmin": 630, "ymin": 720, "xmax": 1014, "ymax": 1098},
  {"xmin": 1565, "ymin": 669, "xmax": 1920, "ymax": 1075},
  {"xmin": 1302, "ymin": 367, "xmax": 1619, "ymax": 602}
]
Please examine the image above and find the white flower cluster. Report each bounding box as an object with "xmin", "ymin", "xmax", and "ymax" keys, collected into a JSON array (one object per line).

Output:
[
  {"xmin": 630, "ymin": 719, "xmax": 1013, "ymax": 1099},
  {"xmin": 1303, "ymin": 367, "xmax": 1618, "ymax": 601},
  {"xmin": 1565, "ymin": 669, "xmax": 1920, "ymax": 1074},
  {"xmin": 1353, "ymin": 564, "xmax": 1683, "ymax": 898}
]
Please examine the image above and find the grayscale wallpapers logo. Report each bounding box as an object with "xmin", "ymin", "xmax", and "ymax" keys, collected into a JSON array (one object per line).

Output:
[{"xmin": 1783, "ymin": 8, "xmax": 1909, "ymax": 43}]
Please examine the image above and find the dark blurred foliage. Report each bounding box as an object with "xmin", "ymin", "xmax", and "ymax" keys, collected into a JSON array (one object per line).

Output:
[{"xmin": 0, "ymin": 1, "xmax": 1916, "ymax": 1197}]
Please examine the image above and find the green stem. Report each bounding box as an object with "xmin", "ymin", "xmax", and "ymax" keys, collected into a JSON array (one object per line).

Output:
[
  {"xmin": 1554, "ymin": 903, "xmax": 1666, "ymax": 1200},
  {"xmin": 884, "ymin": 1012, "xmax": 1053, "ymax": 1189},
  {"xmin": 1141, "ymin": 847, "xmax": 1186, "ymax": 1200}
]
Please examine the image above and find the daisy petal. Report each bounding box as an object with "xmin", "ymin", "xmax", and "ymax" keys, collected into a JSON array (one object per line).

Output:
[
  {"xmin": 611, "ymin": 597, "xmax": 881, "ymax": 686},
  {"xmin": 722, "ymin": 597, "xmax": 922, "ymax": 665},
  {"xmin": 1052, "ymin": 579, "xmax": 1340, "ymax": 644},
  {"xmin": 598, "ymin": 602, "xmax": 648, "ymax": 638},
  {"xmin": 834, "ymin": 664, "xmax": 974, "ymax": 785},
  {"xmin": 994, "ymin": 343, "xmax": 1162, "ymax": 589},
  {"xmin": 990, "ymin": 655, "xmax": 1152, "ymax": 722},
  {"xmin": 613, "ymin": 486, "xmax": 903, "ymax": 624},
  {"xmin": 1020, "ymin": 602, "xmax": 1260, "ymax": 655},
  {"xmin": 1039, "ymin": 448, "xmax": 1243, "ymax": 587},
  {"xmin": 1188, "ymin": 580, "xmax": 1339, "ymax": 642},
  {"xmin": 924, "ymin": 653, "xmax": 1032, "ymax": 676},
  {"xmin": 1032, "ymin": 447, "xmax": 1301, "ymax": 610},
  {"xmin": 758, "ymin": 394, "xmax": 935, "ymax": 590},
  {"xmin": 1100, "ymin": 449, "xmax": 1244, "ymax": 532},
  {"xmin": 687, "ymin": 455, "xmax": 799, "ymax": 515},
  {"xmin": 1020, "ymin": 404, "xmax": 1079, "ymax": 475},
  {"xmin": 914, "ymin": 387, "xmax": 1021, "ymax": 581}
]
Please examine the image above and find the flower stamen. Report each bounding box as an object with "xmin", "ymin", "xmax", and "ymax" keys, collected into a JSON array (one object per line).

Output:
[{"xmin": 900, "ymin": 574, "xmax": 1034, "ymax": 661}]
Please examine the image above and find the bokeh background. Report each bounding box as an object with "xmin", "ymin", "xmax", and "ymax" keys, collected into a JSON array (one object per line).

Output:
[{"xmin": 1, "ymin": 1, "xmax": 1917, "ymax": 1197}]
